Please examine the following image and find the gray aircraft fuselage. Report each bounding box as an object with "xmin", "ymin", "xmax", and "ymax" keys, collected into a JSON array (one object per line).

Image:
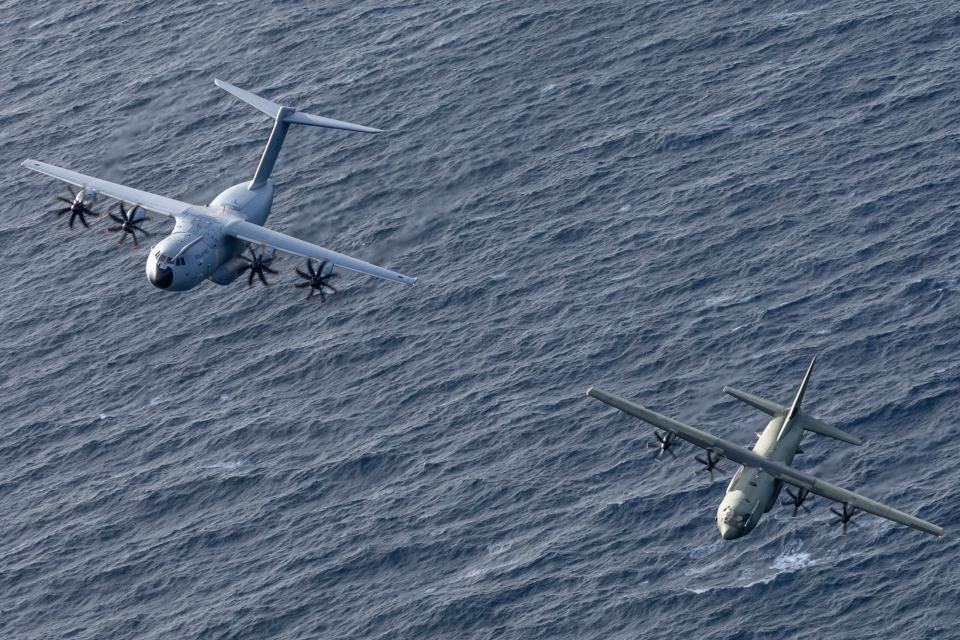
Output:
[
  {"xmin": 716, "ymin": 412, "xmax": 802, "ymax": 539},
  {"xmin": 144, "ymin": 181, "xmax": 272, "ymax": 291},
  {"xmin": 587, "ymin": 360, "xmax": 944, "ymax": 539}
]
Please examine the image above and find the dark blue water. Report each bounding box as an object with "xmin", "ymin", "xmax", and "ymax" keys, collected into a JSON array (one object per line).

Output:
[{"xmin": 2, "ymin": 1, "xmax": 959, "ymax": 638}]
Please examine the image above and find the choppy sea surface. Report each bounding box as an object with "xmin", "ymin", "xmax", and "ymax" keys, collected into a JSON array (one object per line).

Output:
[{"xmin": 2, "ymin": 1, "xmax": 959, "ymax": 638}]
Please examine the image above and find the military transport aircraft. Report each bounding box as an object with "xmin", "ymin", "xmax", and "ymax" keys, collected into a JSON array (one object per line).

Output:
[
  {"xmin": 22, "ymin": 79, "xmax": 416, "ymax": 300},
  {"xmin": 587, "ymin": 358, "xmax": 944, "ymax": 539}
]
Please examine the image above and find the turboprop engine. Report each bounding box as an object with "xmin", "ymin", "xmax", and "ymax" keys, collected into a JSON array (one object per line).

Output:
[{"xmin": 51, "ymin": 185, "xmax": 100, "ymax": 229}]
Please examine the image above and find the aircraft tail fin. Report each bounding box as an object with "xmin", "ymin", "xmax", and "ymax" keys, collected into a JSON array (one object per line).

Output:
[
  {"xmin": 214, "ymin": 79, "xmax": 380, "ymax": 189},
  {"xmin": 787, "ymin": 357, "xmax": 815, "ymax": 421},
  {"xmin": 724, "ymin": 357, "xmax": 861, "ymax": 446}
]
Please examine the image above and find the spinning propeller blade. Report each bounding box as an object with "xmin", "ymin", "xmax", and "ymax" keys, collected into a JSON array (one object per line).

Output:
[
  {"xmin": 782, "ymin": 487, "xmax": 814, "ymax": 516},
  {"xmin": 647, "ymin": 431, "xmax": 678, "ymax": 461},
  {"xmin": 294, "ymin": 258, "xmax": 339, "ymax": 302},
  {"xmin": 237, "ymin": 246, "xmax": 278, "ymax": 286},
  {"xmin": 106, "ymin": 203, "xmax": 150, "ymax": 245},
  {"xmin": 51, "ymin": 187, "xmax": 100, "ymax": 229},
  {"xmin": 829, "ymin": 503, "xmax": 858, "ymax": 534},
  {"xmin": 694, "ymin": 451, "xmax": 723, "ymax": 482}
]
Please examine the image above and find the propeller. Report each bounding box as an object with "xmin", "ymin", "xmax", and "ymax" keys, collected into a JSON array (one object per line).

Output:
[
  {"xmin": 694, "ymin": 451, "xmax": 723, "ymax": 482},
  {"xmin": 782, "ymin": 487, "xmax": 814, "ymax": 516},
  {"xmin": 238, "ymin": 246, "xmax": 278, "ymax": 286},
  {"xmin": 106, "ymin": 203, "xmax": 150, "ymax": 245},
  {"xmin": 829, "ymin": 503, "xmax": 858, "ymax": 533},
  {"xmin": 294, "ymin": 259, "xmax": 339, "ymax": 302},
  {"xmin": 51, "ymin": 185, "xmax": 100, "ymax": 229},
  {"xmin": 647, "ymin": 431, "xmax": 678, "ymax": 461}
]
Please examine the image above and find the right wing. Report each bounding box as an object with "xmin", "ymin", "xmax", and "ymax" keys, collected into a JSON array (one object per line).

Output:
[
  {"xmin": 587, "ymin": 387, "xmax": 944, "ymax": 537},
  {"xmin": 22, "ymin": 159, "xmax": 193, "ymax": 219},
  {"xmin": 225, "ymin": 218, "xmax": 416, "ymax": 287}
]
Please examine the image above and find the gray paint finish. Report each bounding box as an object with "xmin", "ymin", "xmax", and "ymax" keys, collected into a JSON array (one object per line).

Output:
[{"xmin": 587, "ymin": 360, "xmax": 943, "ymax": 539}]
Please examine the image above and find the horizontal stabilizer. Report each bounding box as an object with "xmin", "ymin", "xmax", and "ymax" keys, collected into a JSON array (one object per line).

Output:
[
  {"xmin": 285, "ymin": 110, "xmax": 381, "ymax": 133},
  {"xmin": 724, "ymin": 380, "xmax": 861, "ymax": 446},
  {"xmin": 795, "ymin": 412, "xmax": 862, "ymax": 446},
  {"xmin": 214, "ymin": 78, "xmax": 381, "ymax": 133},
  {"xmin": 215, "ymin": 78, "xmax": 283, "ymax": 119},
  {"xmin": 722, "ymin": 386, "xmax": 784, "ymax": 416}
]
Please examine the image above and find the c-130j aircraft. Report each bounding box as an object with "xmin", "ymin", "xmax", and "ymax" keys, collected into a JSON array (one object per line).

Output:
[
  {"xmin": 22, "ymin": 79, "xmax": 416, "ymax": 300},
  {"xmin": 588, "ymin": 358, "xmax": 944, "ymax": 539}
]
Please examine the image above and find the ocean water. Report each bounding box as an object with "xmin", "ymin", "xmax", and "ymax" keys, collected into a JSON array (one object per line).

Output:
[{"xmin": 2, "ymin": 1, "xmax": 959, "ymax": 638}]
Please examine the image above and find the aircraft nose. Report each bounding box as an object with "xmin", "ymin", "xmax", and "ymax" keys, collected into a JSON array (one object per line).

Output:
[
  {"xmin": 719, "ymin": 524, "xmax": 742, "ymax": 540},
  {"xmin": 148, "ymin": 264, "xmax": 174, "ymax": 289}
]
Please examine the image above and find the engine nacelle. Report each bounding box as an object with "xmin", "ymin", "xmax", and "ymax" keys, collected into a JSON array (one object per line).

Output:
[{"xmin": 208, "ymin": 255, "xmax": 248, "ymax": 285}]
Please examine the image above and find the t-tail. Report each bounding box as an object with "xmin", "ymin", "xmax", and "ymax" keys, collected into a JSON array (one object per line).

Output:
[
  {"xmin": 722, "ymin": 357, "xmax": 862, "ymax": 446},
  {"xmin": 214, "ymin": 79, "xmax": 381, "ymax": 190}
]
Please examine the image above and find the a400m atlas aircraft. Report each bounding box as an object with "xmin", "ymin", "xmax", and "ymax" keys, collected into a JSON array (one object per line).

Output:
[
  {"xmin": 21, "ymin": 79, "xmax": 416, "ymax": 300},
  {"xmin": 587, "ymin": 358, "xmax": 943, "ymax": 539}
]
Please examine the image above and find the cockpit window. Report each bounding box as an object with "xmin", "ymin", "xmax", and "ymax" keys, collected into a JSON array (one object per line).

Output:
[
  {"xmin": 156, "ymin": 253, "xmax": 184, "ymax": 266},
  {"xmin": 722, "ymin": 508, "xmax": 749, "ymax": 528}
]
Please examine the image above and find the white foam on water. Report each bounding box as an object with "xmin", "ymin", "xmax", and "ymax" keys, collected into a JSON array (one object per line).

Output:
[
  {"xmin": 203, "ymin": 461, "xmax": 244, "ymax": 470},
  {"xmin": 683, "ymin": 545, "xmax": 817, "ymax": 594},
  {"xmin": 771, "ymin": 551, "xmax": 816, "ymax": 572}
]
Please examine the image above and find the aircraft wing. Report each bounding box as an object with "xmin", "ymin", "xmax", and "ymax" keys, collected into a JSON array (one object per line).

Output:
[
  {"xmin": 224, "ymin": 218, "xmax": 417, "ymax": 287},
  {"xmin": 21, "ymin": 159, "xmax": 193, "ymax": 219},
  {"xmin": 587, "ymin": 387, "xmax": 944, "ymax": 537}
]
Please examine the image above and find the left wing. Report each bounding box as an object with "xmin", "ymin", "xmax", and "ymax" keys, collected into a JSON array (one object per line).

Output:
[
  {"xmin": 225, "ymin": 218, "xmax": 416, "ymax": 287},
  {"xmin": 22, "ymin": 159, "xmax": 192, "ymax": 219},
  {"xmin": 587, "ymin": 387, "xmax": 944, "ymax": 537}
]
